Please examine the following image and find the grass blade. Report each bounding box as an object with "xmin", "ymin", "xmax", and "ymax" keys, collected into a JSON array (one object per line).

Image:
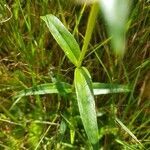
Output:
[
  {"xmin": 41, "ymin": 14, "xmax": 81, "ymax": 66},
  {"xmin": 115, "ymin": 118, "xmax": 144, "ymax": 148},
  {"xmin": 74, "ymin": 67, "xmax": 99, "ymax": 149}
]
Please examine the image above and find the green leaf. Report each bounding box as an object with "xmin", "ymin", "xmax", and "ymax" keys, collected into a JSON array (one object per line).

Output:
[
  {"xmin": 74, "ymin": 67, "xmax": 99, "ymax": 148},
  {"xmin": 14, "ymin": 82, "xmax": 72, "ymax": 99},
  {"xmin": 41, "ymin": 14, "xmax": 80, "ymax": 66},
  {"xmin": 13, "ymin": 81, "xmax": 130, "ymax": 110},
  {"xmin": 14, "ymin": 82, "xmax": 130, "ymax": 99},
  {"xmin": 93, "ymin": 83, "xmax": 131, "ymax": 95}
]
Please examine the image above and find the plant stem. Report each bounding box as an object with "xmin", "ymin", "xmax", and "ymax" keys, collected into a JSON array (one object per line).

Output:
[
  {"xmin": 73, "ymin": 3, "xmax": 86, "ymax": 36},
  {"xmin": 77, "ymin": 2, "xmax": 99, "ymax": 67}
]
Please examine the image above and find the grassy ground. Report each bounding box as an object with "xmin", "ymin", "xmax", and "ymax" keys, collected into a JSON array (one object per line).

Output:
[{"xmin": 0, "ymin": 0, "xmax": 149, "ymax": 149}]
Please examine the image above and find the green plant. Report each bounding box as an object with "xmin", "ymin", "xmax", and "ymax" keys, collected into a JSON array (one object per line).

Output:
[
  {"xmin": 1, "ymin": 0, "xmax": 148, "ymax": 149},
  {"xmin": 12, "ymin": 2, "xmax": 133, "ymax": 149}
]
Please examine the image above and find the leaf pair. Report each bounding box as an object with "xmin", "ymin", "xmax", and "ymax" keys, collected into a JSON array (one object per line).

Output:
[
  {"xmin": 41, "ymin": 14, "xmax": 99, "ymax": 148},
  {"xmin": 41, "ymin": 14, "xmax": 80, "ymax": 67},
  {"xmin": 39, "ymin": 14, "xmax": 131, "ymax": 148},
  {"xmin": 14, "ymin": 82, "xmax": 130, "ymax": 99}
]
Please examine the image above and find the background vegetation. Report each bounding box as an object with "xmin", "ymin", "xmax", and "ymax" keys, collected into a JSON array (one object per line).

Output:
[{"xmin": 0, "ymin": 0, "xmax": 149, "ymax": 149}]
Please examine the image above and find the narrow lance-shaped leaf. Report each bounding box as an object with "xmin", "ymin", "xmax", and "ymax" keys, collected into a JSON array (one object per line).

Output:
[
  {"xmin": 74, "ymin": 67, "xmax": 99, "ymax": 148},
  {"xmin": 11, "ymin": 82, "xmax": 72, "ymax": 110},
  {"xmin": 93, "ymin": 82, "xmax": 131, "ymax": 95},
  {"xmin": 14, "ymin": 82, "xmax": 72, "ymax": 99},
  {"xmin": 41, "ymin": 14, "xmax": 80, "ymax": 66},
  {"xmin": 14, "ymin": 82, "xmax": 130, "ymax": 99}
]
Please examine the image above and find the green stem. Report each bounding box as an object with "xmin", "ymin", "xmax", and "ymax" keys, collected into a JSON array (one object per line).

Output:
[
  {"xmin": 73, "ymin": 3, "xmax": 86, "ymax": 36},
  {"xmin": 77, "ymin": 3, "xmax": 99, "ymax": 67}
]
